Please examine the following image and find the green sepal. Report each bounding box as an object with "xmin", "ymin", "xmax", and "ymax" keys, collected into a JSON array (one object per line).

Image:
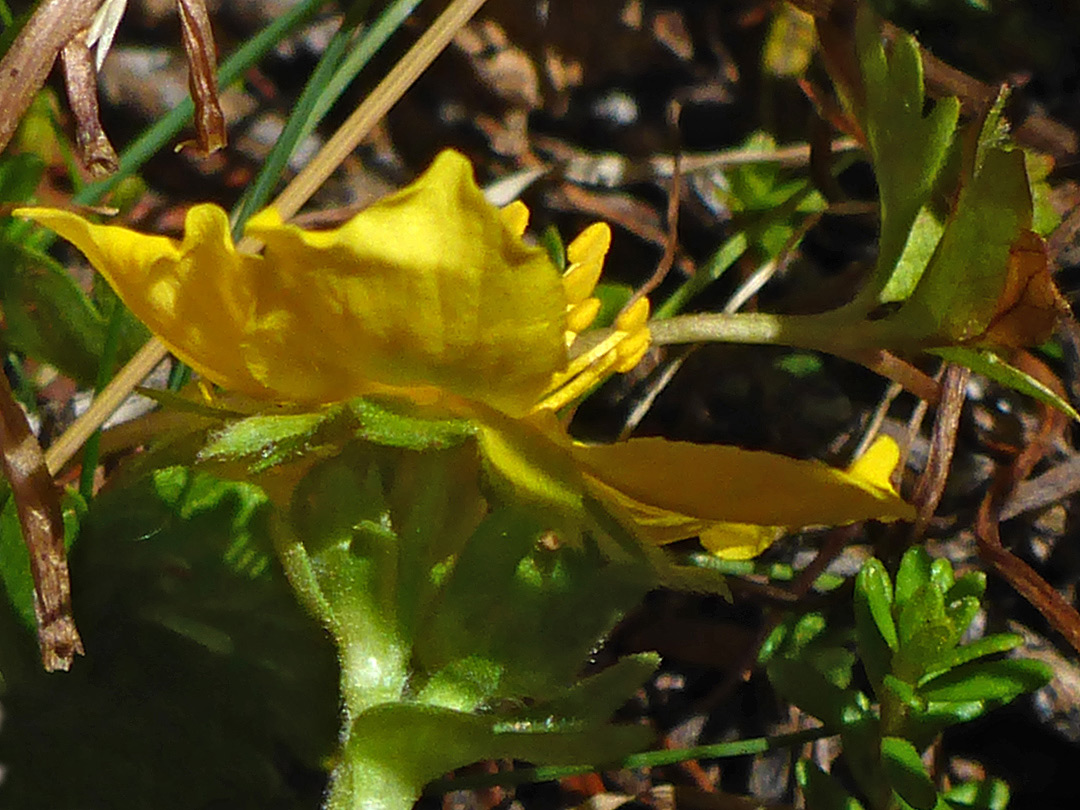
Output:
[
  {"xmin": 348, "ymin": 397, "xmax": 476, "ymax": 450},
  {"xmin": 200, "ymin": 409, "xmax": 340, "ymax": 471}
]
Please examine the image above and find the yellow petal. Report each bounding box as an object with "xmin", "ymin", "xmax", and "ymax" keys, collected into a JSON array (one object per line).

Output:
[
  {"xmin": 614, "ymin": 297, "xmax": 650, "ymax": 332},
  {"xmin": 499, "ymin": 200, "xmax": 530, "ymax": 238},
  {"xmin": 14, "ymin": 203, "xmax": 271, "ymax": 396},
  {"xmin": 563, "ymin": 223, "xmax": 611, "ymax": 306},
  {"xmin": 571, "ymin": 435, "xmax": 915, "ymax": 529},
  {"xmin": 566, "ymin": 298, "xmax": 602, "ymax": 336},
  {"xmin": 18, "ymin": 150, "xmax": 567, "ymax": 416},
  {"xmin": 698, "ymin": 524, "xmax": 785, "ymax": 560}
]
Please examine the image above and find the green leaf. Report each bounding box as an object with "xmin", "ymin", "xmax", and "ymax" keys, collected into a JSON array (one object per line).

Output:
[
  {"xmin": 895, "ymin": 547, "xmax": 933, "ymax": 610},
  {"xmin": 761, "ymin": 611, "xmax": 855, "ymax": 688},
  {"xmin": 880, "ymin": 205, "xmax": 946, "ymax": 304},
  {"xmin": 904, "ymin": 700, "xmax": 987, "ymax": 745},
  {"xmin": 336, "ymin": 702, "xmax": 652, "ymax": 810},
  {"xmin": 0, "ymin": 239, "xmax": 106, "ymax": 385},
  {"xmin": 895, "ymin": 584, "xmax": 954, "ymax": 683},
  {"xmin": 945, "ymin": 570, "xmax": 987, "ymax": 604},
  {"xmin": 881, "ymin": 736, "xmax": 937, "ymax": 810},
  {"xmin": 854, "ymin": 560, "xmax": 897, "ymax": 690},
  {"xmin": 944, "ymin": 595, "xmax": 980, "ymax": 641},
  {"xmin": 1, "ymin": 464, "xmax": 340, "ymax": 808},
  {"xmin": 528, "ymin": 652, "xmax": 661, "ymax": 726},
  {"xmin": 928, "ymin": 558, "xmax": 954, "ymax": 592},
  {"xmin": 919, "ymin": 658, "xmax": 1052, "ymax": 703},
  {"xmin": 930, "ymin": 347, "xmax": 1080, "ymax": 422},
  {"xmin": 416, "ymin": 507, "xmax": 651, "ymax": 700},
  {"xmin": 768, "ymin": 657, "xmax": 863, "ymax": 726},
  {"xmin": 856, "ymin": 9, "xmax": 959, "ymax": 303},
  {"xmin": 797, "ymin": 759, "xmax": 867, "ymax": 810},
  {"xmin": 944, "ymin": 778, "xmax": 1010, "ymax": 810},
  {"xmin": 918, "ymin": 633, "xmax": 1023, "ymax": 685},
  {"xmin": 891, "ymin": 148, "xmax": 1032, "ymax": 343},
  {"xmin": 882, "ymin": 674, "xmax": 926, "ymax": 713}
]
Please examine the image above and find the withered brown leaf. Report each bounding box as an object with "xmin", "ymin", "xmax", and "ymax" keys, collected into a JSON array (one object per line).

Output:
[{"xmin": 980, "ymin": 230, "xmax": 1072, "ymax": 349}]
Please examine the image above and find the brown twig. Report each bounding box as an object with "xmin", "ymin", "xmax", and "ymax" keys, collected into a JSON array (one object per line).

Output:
[
  {"xmin": 177, "ymin": 0, "xmax": 226, "ymax": 155},
  {"xmin": 60, "ymin": 28, "xmax": 118, "ymax": 175},
  {"xmin": 0, "ymin": 372, "xmax": 83, "ymax": 671},
  {"xmin": 910, "ymin": 363, "xmax": 970, "ymax": 540},
  {"xmin": 0, "ymin": 0, "xmax": 104, "ymax": 156},
  {"xmin": 975, "ymin": 353, "xmax": 1080, "ymax": 655}
]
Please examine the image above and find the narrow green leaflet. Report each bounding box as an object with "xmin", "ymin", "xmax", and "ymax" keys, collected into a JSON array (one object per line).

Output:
[
  {"xmin": 798, "ymin": 759, "xmax": 867, "ymax": 810},
  {"xmin": 918, "ymin": 633, "xmax": 1023, "ymax": 685},
  {"xmin": 918, "ymin": 658, "xmax": 1051, "ymax": 703},
  {"xmin": 854, "ymin": 559, "xmax": 898, "ymax": 689},
  {"xmin": 931, "ymin": 347, "xmax": 1080, "ymax": 422},
  {"xmin": 881, "ymin": 736, "xmax": 937, "ymax": 810},
  {"xmin": 856, "ymin": 10, "xmax": 959, "ymax": 303}
]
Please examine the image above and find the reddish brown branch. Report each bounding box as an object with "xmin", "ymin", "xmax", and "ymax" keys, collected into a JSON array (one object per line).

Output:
[{"xmin": 975, "ymin": 354, "xmax": 1080, "ymax": 655}]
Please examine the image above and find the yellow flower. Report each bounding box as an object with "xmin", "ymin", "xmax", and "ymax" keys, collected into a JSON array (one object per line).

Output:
[{"xmin": 16, "ymin": 150, "xmax": 914, "ymax": 558}]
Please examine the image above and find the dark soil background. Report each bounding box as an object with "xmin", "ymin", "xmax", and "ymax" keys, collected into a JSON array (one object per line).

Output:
[{"xmin": 30, "ymin": 0, "xmax": 1080, "ymax": 807}]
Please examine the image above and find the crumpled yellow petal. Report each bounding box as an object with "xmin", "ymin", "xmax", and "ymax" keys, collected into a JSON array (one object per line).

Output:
[
  {"xmin": 572, "ymin": 435, "xmax": 914, "ymax": 554},
  {"xmin": 16, "ymin": 150, "xmax": 567, "ymax": 417}
]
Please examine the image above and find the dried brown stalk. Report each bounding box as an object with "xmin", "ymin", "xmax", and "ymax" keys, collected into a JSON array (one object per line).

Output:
[
  {"xmin": 60, "ymin": 28, "xmax": 119, "ymax": 175},
  {"xmin": 0, "ymin": 372, "xmax": 83, "ymax": 671},
  {"xmin": 975, "ymin": 354, "xmax": 1080, "ymax": 656},
  {"xmin": 177, "ymin": 0, "xmax": 226, "ymax": 155},
  {"xmin": 910, "ymin": 363, "xmax": 970, "ymax": 539},
  {"xmin": 0, "ymin": 0, "xmax": 104, "ymax": 156}
]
